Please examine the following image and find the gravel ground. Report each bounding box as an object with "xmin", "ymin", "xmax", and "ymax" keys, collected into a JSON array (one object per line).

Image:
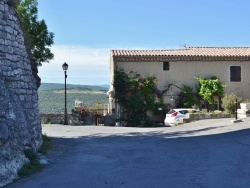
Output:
[{"xmin": 6, "ymin": 117, "xmax": 250, "ymax": 188}]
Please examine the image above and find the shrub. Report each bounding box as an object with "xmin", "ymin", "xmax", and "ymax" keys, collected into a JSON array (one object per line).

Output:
[
  {"xmin": 176, "ymin": 84, "xmax": 197, "ymax": 108},
  {"xmin": 45, "ymin": 118, "xmax": 52, "ymax": 124},
  {"xmin": 222, "ymin": 93, "xmax": 242, "ymax": 114},
  {"xmin": 196, "ymin": 76, "xmax": 225, "ymax": 104},
  {"xmin": 113, "ymin": 69, "xmax": 158, "ymax": 127}
]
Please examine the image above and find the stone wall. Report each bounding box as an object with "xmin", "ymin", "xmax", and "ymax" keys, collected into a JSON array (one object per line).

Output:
[
  {"xmin": 183, "ymin": 113, "xmax": 234, "ymax": 123},
  {"xmin": 40, "ymin": 113, "xmax": 114, "ymax": 126},
  {"xmin": 0, "ymin": 0, "xmax": 42, "ymax": 186},
  {"xmin": 40, "ymin": 113, "xmax": 94, "ymax": 125}
]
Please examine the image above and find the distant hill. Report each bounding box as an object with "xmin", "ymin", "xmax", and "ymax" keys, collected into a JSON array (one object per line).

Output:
[
  {"xmin": 38, "ymin": 83, "xmax": 110, "ymax": 114},
  {"xmin": 39, "ymin": 83, "xmax": 109, "ymax": 91},
  {"xmin": 98, "ymin": 84, "xmax": 110, "ymax": 89}
]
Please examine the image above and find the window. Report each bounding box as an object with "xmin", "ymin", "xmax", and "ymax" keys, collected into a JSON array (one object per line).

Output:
[
  {"xmin": 163, "ymin": 62, "xmax": 169, "ymax": 71},
  {"xmin": 230, "ymin": 66, "xmax": 241, "ymax": 82},
  {"xmin": 179, "ymin": 110, "xmax": 189, "ymax": 115}
]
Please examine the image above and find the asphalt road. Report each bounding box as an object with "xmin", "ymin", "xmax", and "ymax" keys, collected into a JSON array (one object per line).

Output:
[{"xmin": 6, "ymin": 118, "xmax": 250, "ymax": 188}]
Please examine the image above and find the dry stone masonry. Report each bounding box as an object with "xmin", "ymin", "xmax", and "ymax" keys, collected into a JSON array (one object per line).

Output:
[{"xmin": 0, "ymin": 0, "xmax": 42, "ymax": 186}]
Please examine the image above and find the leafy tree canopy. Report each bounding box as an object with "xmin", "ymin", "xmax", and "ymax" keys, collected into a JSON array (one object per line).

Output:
[
  {"xmin": 196, "ymin": 76, "xmax": 225, "ymax": 104},
  {"xmin": 17, "ymin": 0, "xmax": 54, "ymax": 66}
]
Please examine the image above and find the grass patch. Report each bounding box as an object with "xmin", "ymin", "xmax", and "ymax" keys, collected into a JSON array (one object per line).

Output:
[
  {"xmin": 17, "ymin": 149, "xmax": 44, "ymax": 178},
  {"xmin": 17, "ymin": 161, "xmax": 43, "ymax": 178},
  {"xmin": 17, "ymin": 135, "xmax": 52, "ymax": 178}
]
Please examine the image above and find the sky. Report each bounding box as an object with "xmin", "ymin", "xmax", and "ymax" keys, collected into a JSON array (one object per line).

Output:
[{"xmin": 37, "ymin": 0, "xmax": 250, "ymax": 85}]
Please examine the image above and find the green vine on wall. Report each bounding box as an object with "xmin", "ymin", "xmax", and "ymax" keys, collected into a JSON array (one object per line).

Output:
[
  {"xmin": 113, "ymin": 69, "xmax": 159, "ymax": 126},
  {"xmin": 196, "ymin": 76, "xmax": 225, "ymax": 104}
]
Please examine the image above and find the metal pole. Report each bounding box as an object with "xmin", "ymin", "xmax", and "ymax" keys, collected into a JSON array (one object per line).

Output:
[
  {"xmin": 64, "ymin": 70, "xmax": 68, "ymax": 125},
  {"xmin": 235, "ymin": 98, "xmax": 238, "ymax": 120}
]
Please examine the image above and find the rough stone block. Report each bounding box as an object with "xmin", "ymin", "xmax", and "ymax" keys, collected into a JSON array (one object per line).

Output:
[{"xmin": 0, "ymin": 2, "xmax": 42, "ymax": 186}]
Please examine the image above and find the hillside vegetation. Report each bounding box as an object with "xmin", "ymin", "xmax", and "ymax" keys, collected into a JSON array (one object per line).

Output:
[
  {"xmin": 38, "ymin": 83, "xmax": 109, "ymax": 114},
  {"xmin": 39, "ymin": 83, "xmax": 109, "ymax": 91}
]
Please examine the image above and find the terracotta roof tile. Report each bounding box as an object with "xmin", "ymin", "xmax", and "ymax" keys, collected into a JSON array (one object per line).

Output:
[{"xmin": 111, "ymin": 47, "xmax": 250, "ymax": 62}]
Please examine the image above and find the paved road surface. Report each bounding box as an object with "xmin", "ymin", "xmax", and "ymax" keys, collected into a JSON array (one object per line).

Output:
[{"xmin": 6, "ymin": 118, "xmax": 250, "ymax": 188}]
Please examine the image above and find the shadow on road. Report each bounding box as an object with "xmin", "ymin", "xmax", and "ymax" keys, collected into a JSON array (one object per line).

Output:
[{"xmin": 6, "ymin": 126, "xmax": 250, "ymax": 188}]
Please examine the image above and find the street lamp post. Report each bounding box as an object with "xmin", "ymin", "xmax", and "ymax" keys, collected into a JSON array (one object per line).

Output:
[
  {"xmin": 235, "ymin": 98, "xmax": 238, "ymax": 120},
  {"xmin": 62, "ymin": 62, "xmax": 69, "ymax": 125}
]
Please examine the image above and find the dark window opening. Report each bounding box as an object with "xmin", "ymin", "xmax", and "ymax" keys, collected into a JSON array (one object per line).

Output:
[
  {"xmin": 163, "ymin": 62, "xmax": 169, "ymax": 71},
  {"xmin": 230, "ymin": 66, "xmax": 241, "ymax": 82}
]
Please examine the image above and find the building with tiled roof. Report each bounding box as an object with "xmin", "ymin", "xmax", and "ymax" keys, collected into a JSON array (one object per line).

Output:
[
  {"xmin": 112, "ymin": 47, "xmax": 250, "ymax": 61},
  {"xmin": 108, "ymin": 47, "xmax": 250, "ymax": 117}
]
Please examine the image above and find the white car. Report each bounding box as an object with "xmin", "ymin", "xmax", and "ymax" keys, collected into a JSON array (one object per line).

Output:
[{"xmin": 164, "ymin": 108, "xmax": 197, "ymax": 126}]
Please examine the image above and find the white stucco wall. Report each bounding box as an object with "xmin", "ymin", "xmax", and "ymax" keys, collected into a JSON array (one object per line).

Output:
[
  {"xmin": 114, "ymin": 60, "xmax": 250, "ymax": 101},
  {"xmin": 108, "ymin": 54, "xmax": 115, "ymax": 111}
]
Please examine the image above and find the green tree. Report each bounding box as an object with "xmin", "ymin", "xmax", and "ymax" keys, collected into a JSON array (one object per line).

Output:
[
  {"xmin": 17, "ymin": 0, "xmax": 54, "ymax": 87},
  {"xmin": 17, "ymin": 0, "xmax": 54, "ymax": 66},
  {"xmin": 196, "ymin": 76, "xmax": 225, "ymax": 104}
]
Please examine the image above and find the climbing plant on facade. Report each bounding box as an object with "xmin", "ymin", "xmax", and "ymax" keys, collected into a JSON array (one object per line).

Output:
[
  {"xmin": 196, "ymin": 76, "xmax": 225, "ymax": 104},
  {"xmin": 113, "ymin": 69, "xmax": 159, "ymax": 127}
]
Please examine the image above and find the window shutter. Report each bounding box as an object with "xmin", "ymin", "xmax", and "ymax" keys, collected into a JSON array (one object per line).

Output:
[
  {"xmin": 236, "ymin": 66, "xmax": 241, "ymax": 81},
  {"xmin": 230, "ymin": 66, "xmax": 236, "ymax": 81},
  {"xmin": 230, "ymin": 66, "xmax": 241, "ymax": 82},
  {"xmin": 163, "ymin": 62, "xmax": 169, "ymax": 71}
]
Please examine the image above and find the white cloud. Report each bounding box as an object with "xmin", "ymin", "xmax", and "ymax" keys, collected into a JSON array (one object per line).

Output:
[
  {"xmin": 51, "ymin": 45, "xmax": 109, "ymax": 67},
  {"xmin": 38, "ymin": 45, "xmax": 111, "ymax": 85},
  {"xmin": 38, "ymin": 45, "xmax": 180, "ymax": 85}
]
